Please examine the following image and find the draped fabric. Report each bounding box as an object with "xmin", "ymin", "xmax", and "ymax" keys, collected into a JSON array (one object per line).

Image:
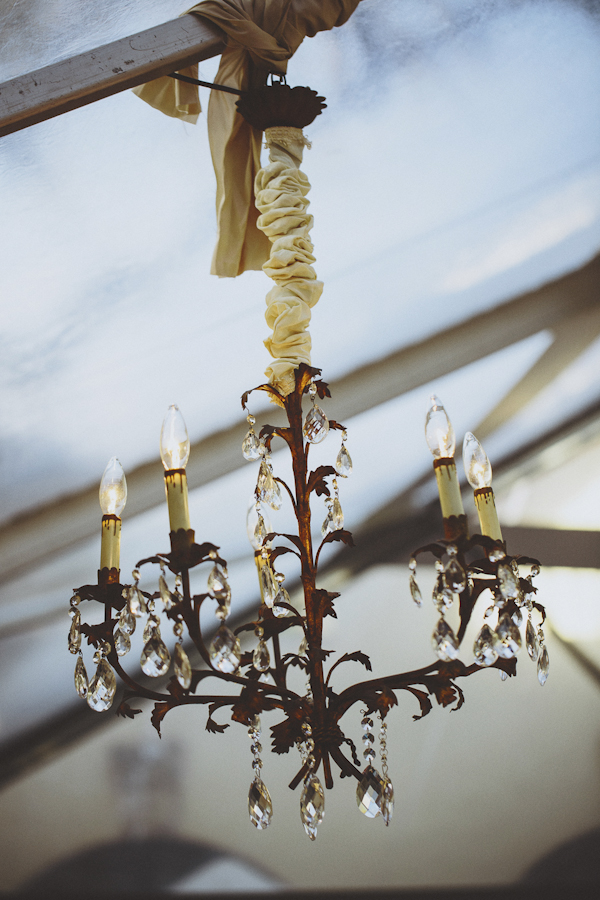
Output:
[{"xmin": 133, "ymin": 0, "xmax": 362, "ymax": 276}]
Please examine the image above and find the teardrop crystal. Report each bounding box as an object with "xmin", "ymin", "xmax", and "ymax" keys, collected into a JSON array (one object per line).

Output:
[
  {"xmin": 321, "ymin": 506, "xmax": 335, "ymax": 537},
  {"xmin": 242, "ymin": 429, "xmax": 261, "ymax": 461},
  {"xmin": 209, "ymin": 625, "xmax": 241, "ymax": 674},
  {"xmin": 140, "ymin": 634, "xmax": 171, "ymax": 677},
  {"xmin": 526, "ymin": 617, "xmax": 539, "ymax": 661},
  {"xmin": 335, "ymin": 444, "xmax": 353, "ymax": 477},
  {"xmin": 248, "ymin": 778, "xmax": 273, "ymax": 829},
  {"xmin": 143, "ymin": 616, "xmax": 159, "ymax": 643},
  {"xmin": 356, "ymin": 765, "xmax": 385, "ymax": 818},
  {"xmin": 537, "ymin": 644, "xmax": 549, "ymax": 685},
  {"xmin": 247, "ymin": 501, "xmax": 272, "ymax": 550},
  {"xmin": 432, "ymin": 617, "xmax": 459, "ymax": 661},
  {"xmin": 409, "ymin": 574, "xmax": 422, "ymax": 607},
  {"xmin": 208, "ymin": 565, "xmax": 231, "ymax": 602},
  {"xmin": 498, "ymin": 562, "xmax": 520, "ymax": 600},
  {"xmin": 174, "ymin": 642, "xmax": 192, "ymax": 689},
  {"xmin": 332, "ymin": 497, "xmax": 344, "ymax": 530},
  {"xmin": 272, "ymin": 587, "xmax": 290, "ymax": 619},
  {"xmin": 74, "ymin": 655, "xmax": 88, "ymax": 699},
  {"xmin": 114, "ymin": 629, "xmax": 131, "ymax": 657},
  {"xmin": 300, "ymin": 774, "xmax": 325, "ymax": 839},
  {"xmin": 256, "ymin": 460, "xmax": 273, "ymax": 501},
  {"xmin": 381, "ymin": 778, "xmax": 394, "ymax": 826},
  {"xmin": 158, "ymin": 574, "xmax": 173, "ymax": 608},
  {"xmin": 128, "ymin": 586, "xmax": 147, "ymax": 618},
  {"xmin": 495, "ymin": 612, "xmax": 522, "ymax": 659},
  {"xmin": 445, "ymin": 558, "xmax": 466, "ymax": 593},
  {"xmin": 68, "ymin": 610, "xmax": 81, "ymax": 654},
  {"xmin": 87, "ymin": 659, "xmax": 116, "ymax": 712},
  {"xmin": 253, "ymin": 640, "xmax": 271, "ymax": 672},
  {"xmin": 118, "ymin": 606, "xmax": 136, "ymax": 635},
  {"xmin": 303, "ymin": 406, "xmax": 329, "ymax": 444},
  {"xmin": 433, "ymin": 575, "xmax": 454, "ymax": 611},
  {"xmin": 267, "ymin": 478, "xmax": 283, "ymax": 511},
  {"xmin": 260, "ymin": 565, "xmax": 277, "ymax": 607},
  {"xmin": 473, "ymin": 623, "xmax": 498, "ymax": 666}
]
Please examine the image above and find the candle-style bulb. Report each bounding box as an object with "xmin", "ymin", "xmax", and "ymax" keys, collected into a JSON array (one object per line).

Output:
[
  {"xmin": 99, "ymin": 457, "xmax": 127, "ymax": 516},
  {"xmin": 425, "ymin": 395, "xmax": 456, "ymax": 458},
  {"xmin": 463, "ymin": 432, "xmax": 492, "ymax": 489},
  {"xmin": 160, "ymin": 404, "xmax": 190, "ymax": 470}
]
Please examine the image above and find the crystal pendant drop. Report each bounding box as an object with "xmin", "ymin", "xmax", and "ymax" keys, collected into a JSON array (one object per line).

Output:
[
  {"xmin": 498, "ymin": 562, "xmax": 520, "ymax": 600},
  {"xmin": 356, "ymin": 765, "xmax": 385, "ymax": 818},
  {"xmin": 432, "ymin": 618, "xmax": 459, "ymax": 660},
  {"xmin": 332, "ymin": 497, "xmax": 344, "ymax": 530},
  {"xmin": 256, "ymin": 460, "xmax": 273, "ymax": 501},
  {"xmin": 445, "ymin": 558, "xmax": 466, "ymax": 593},
  {"xmin": 254, "ymin": 514, "xmax": 268, "ymax": 548},
  {"xmin": 526, "ymin": 617, "xmax": 538, "ymax": 661},
  {"xmin": 381, "ymin": 778, "xmax": 394, "ymax": 826},
  {"xmin": 433, "ymin": 575, "xmax": 454, "ymax": 612},
  {"xmin": 303, "ymin": 406, "xmax": 329, "ymax": 444},
  {"xmin": 128, "ymin": 586, "xmax": 146, "ymax": 618},
  {"xmin": 253, "ymin": 640, "xmax": 270, "ymax": 672},
  {"xmin": 242, "ymin": 429, "xmax": 261, "ymax": 461},
  {"xmin": 537, "ymin": 644, "xmax": 549, "ymax": 685},
  {"xmin": 495, "ymin": 612, "xmax": 522, "ymax": 659},
  {"xmin": 159, "ymin": 574, "xmax": 173, "ymax": 609},
  {"xmin": 267, "ymin": 477, "xmax": 282, "ymax": 511},
  {"xmin": 68, "ymin": 610, "xmax": 81, "ymax": 654},
  {"xmin": 409, "ymin": 574, "xmax": 422, "ymax": 607},
  {"xmin": 118, "ymin": 606, "xmax": 136, "ymax": 636},
  {"xmin": 209, "ymin": 625, "xmax": 241, "ymax": 674},
  {"xmin": 143, "ymin": 617, "xmax": 159, "ymax": 643},
  {"xmin": 321, "ymin": 501, "xmax": 335, "ymax": 537},
  {"xmin": 248, "ymin": 778, "xmax": 273, "ymax": 829},
  {"xmin": 260, "ymin": 565, "xmax": 277, "ymax": 606},
  {"xmin": 140, "ymin": 634, "xmax": 171, "ymax": 677},
  {"xmin": 335, "ymin": 444, "xmax": 353, "ymax": 477},
  {"xmin": 87, "ymin": 659, "xmax": 117, "ymax": 712},
  {"xmin": 208, "ymin": 565, "xmax": 231, "ymax": 602},
  {"xmin": 74, "ymin": 655, "xmax": 88, "ymax": 699},
  {"xmin": 473, "ymin": 623, "xmax": 498, "ymax": 666},
  {"xmin": 272, "ymin": 587, "xmax": 290, "ymax": 618},
  {"xmin": 300, "ymin": 774, "xmax": 325, "ymax": 839},
  {"xmin": 173, "ymin": 642, "xmax": 192, "ymax": 689},
  {"xmin": 114, "ymin": 629, "xmax": 131, "ymax": 657}
]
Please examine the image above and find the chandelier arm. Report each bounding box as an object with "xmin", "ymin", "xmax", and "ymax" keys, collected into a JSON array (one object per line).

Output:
[
  {"xmin": 274, "ymin": 475, "xmax": 297, "ymax": 513},
  {"xmin": 110, "ymin": 658, "xmax": 172, "ymax": 703},
  {"xmin": 329, "ymin": 744, "xmax": 362, "ymax": 782}
]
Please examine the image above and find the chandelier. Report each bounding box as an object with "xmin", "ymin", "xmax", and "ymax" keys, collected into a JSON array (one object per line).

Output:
[{"xmin": 66, "ymin": 83, "xmax": 548, "ymax": 840}]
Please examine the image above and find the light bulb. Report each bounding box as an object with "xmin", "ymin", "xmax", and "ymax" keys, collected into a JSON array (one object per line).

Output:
[
  {"xmin": 425, "ymin": 395, "xmax": 456, "ymax": 458},
  {"xmin": 463, "ymin": 432, "xmax": 492, "ymax": 489},
  {"xmin": 160, "ymin": 404, "xmax": 190, "ymax": 470},
  {"xmin": 99, "ymin": 457, "xmax": 127, "ymax": 516}
]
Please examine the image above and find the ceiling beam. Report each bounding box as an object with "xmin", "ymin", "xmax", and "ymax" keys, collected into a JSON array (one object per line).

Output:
[
  {"xmin": 0, "ymin": 14, "xmax": 224, "ymax": 138},
  {"xmin": 1, "ymin": 254, "xmax": 599, "ymax": 585}
]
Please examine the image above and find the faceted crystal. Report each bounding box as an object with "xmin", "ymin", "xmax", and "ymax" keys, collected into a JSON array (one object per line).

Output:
[
  {"xmin": 247, "ymin": 501, "xmax": 272, "ymax": 550},
  {"xmin": 321, "ymin": 505, "xmax": 335, "ymax": 537},
  {"xmin": 114, "ymin": 629, "xmax": 131, "ymax": 657},
  {"xmin": 68, "ymin": 610, "xmax": 81, "ymax": 654},
  {"xmin": 300, "ymin": 774, "xmax": 325, "ymax": 839},
  {"xmin": 303, "ymin": 406, "xmax": 329, "ymax": 444},
  {"xmin": 143, "ymin": 617, "xmax": 159, "ymax": 643},
  {"xmin": 242, "ymin": 429, "xmax": 261, "ymax": 461},
  {"xmin": 267, "ymin": 478, "xmax": 283, "ymax": 511},
  {"xmin": 473, "ymin": 624, "xmax": 498, "ymax": 666},
  {"xmin": 432, "ymin": 618, "xmax": 459, "ymax": 661},
  {"xmin": 208, "ymin": 565, "xmax": 231, "ymax": 602},
  {"xmin": 140, "ymin": 635, "xmax": 171, "ymax": 677},
  {"xmin": 381, "ymin": 778, "xmax": 394, "ymax": 826},
  {"xmin": 158, "ymin": 574, "xmax": 173, "ymax": 608},
  {"xmin": 74, "ymin": 655, "xmax": 88, "ymax": 699},
  {"xmin": 272, "ymin": 587, "xmax": 290, "ymax": 618},
  {"xmin": 248, "ymin": 778, "xmax": 273, "ymax": 829},
  {"xmin": 256, "ymin": 460, "xmax": 273, "ymax": 501},
  {"xmin": 445, "ymin": 558, "xmax": 466, "ymax": 593},
  {"xmin": 253, "ymin": 640, "xmax": 271, "ymax": 672},
  {"xmin": 356, "ymin": 765, "xmax": 385, "ymax": 818},
  {"xmin": 174, "ymin": 642, "xmax": 192, "ymax": 689},
  {"xmin": 254, "ymin": 515, "xmax": 268, "ymax": 548},
  {"xmin": 87, "ymin": 659, "xmax": 117, "ymax": 712},
  {"xmin": 512, "ymin": 607, "xmax": 523, "ymax": 626},
  {"xmin": 128, "ymin": 586, "xmax": 147, "ymax": 618},
  {"xmin": 409, "ymin": 574, "xmax": 422, "ymax": 607},
  {"xmin": 335, "ymin": 444, "xmax": 353, "ymax": 477},
  {"xmin": 209, "ymin": 625, "xmax": 241, "ymax": 674},
  {"xmin": 537, "ymin": 644, "xmax": 549, "ymax": 685},
  {"xmin": 298, "ymin": 635, "xmax": 308, "ymax": 656},
  {"xmin": 434, "ymin": 585, "xmax": 454, "ymax": 612},
  {"xmin": 526, "ymin": 617, "xmax": 539, "ymax": 661},
  {"xmin": 495, "ymin": 612, "xmax": 522, "ymax": 659},
  {"xmin": 260, "ymin": 565, "xmax": 277, "ymax": 606},
  {"xmin": 215, "ymin": 595, "xmax": 231, "ymax": 621},
  {"xmin": 118, "ymin": 606, "xmax": 136, "ymax": 636},
  {"xmin": 498, "ymin": 562, "xmax": 520, "ymax": 600},
  {"xmin": 332, "ymin": 497, "xmax": 344, "ymax": 530}
]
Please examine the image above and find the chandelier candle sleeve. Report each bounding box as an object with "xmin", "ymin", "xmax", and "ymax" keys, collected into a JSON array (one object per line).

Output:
[
  {"xmin": 160, "ymin": 405, "xmax": 191, "ymax": 533},
  {"xmin": 463, "ymin": 432, "xmax": 502, "ymax": 541},
  {"xmin": 98, "ymin": 457, "xmax": 127, "ymax": 571},
  {"xmin": 425, "ymin": 396, "xmax": 465, "ymax": 520}
]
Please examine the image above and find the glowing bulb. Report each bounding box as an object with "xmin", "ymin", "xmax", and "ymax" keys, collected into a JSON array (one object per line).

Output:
[
  {"xmin": 463, "ymin": 432, "xmax": 492, "ymax": 489},
  {"xmin": 425, "ymin": 395, "xmax": 456, "ymax": 458},
  {"xmin": 99, "ymin": 457, "xmax": 127, "ymax": 516},
  {"xmin": 160, "ymin": 404, "xmax": 190, "ymax": 470}
]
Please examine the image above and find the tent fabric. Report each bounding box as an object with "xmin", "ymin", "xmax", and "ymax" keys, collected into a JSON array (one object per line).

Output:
[{"xmin": 132, "ymin": 0, "xmax": 362, "ymax": 277}]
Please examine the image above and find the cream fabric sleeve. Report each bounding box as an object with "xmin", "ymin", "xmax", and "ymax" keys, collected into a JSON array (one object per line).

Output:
[
  {"xmin": 132, "ymin": 0, "xmax": 362, "ymax": 277},
  {"xmin": 255, "ymin": 127, "xmax": 322, "ymax": 397}
]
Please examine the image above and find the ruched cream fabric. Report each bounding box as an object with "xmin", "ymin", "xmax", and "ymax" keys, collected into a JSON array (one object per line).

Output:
[
  {"xmin": 255, "ymin": 127, "xmax": 322, "ymax": 396},
  {"xmin": 132, "ymin": 0, "xmax": 361, "ymax": 276}
]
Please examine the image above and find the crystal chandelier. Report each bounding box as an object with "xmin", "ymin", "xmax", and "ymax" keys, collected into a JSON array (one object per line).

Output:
[{"xmin": 67, "ymin": 83, "xmax": 548, "ymax": 840}]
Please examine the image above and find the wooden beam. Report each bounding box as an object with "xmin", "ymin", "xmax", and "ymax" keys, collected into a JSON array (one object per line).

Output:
[
  {"xmin": 1, "ymin": 254, "xmax": 599, "ymax": 584},
  {"xmin": 0, "ymin": 14, "xmax": 224, "ymax": 138}
]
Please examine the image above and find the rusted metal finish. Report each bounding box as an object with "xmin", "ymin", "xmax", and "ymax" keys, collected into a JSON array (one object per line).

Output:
[{"xmin": 442, "ymin": 514, "xmax": 468, "ymax": 542}]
